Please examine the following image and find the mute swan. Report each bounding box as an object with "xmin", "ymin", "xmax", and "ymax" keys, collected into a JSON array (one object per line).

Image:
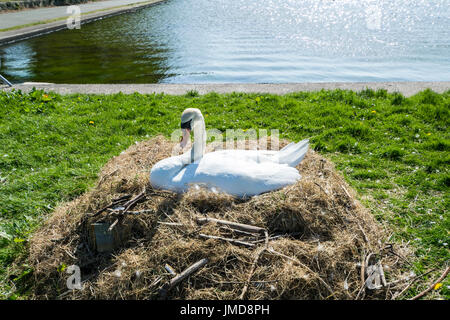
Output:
[{"xmin": 150, "ymin": 108, "xmax": 309, "ymax": 197}]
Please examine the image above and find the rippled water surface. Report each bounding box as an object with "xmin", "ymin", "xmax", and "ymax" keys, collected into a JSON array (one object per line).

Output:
[{"xmin": 1, "ymin": 0, "xmax": 449, "ymax": 83}]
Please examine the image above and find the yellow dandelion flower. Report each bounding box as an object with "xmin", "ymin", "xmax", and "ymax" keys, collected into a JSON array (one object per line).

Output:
[
  {"xmin": 89, "ymin": 121, "xmax": 94, "ymax": 124},
  {"xmin": 427, "ymin": 133, "xmax": 431, "ymax": 136},
  {"xmin": 371, "ymin": 110, "xmax": 376, "ymax": 113},
  {"xmin": 433, "ymin": 283, "xmax": 443, "ymax": 290}
]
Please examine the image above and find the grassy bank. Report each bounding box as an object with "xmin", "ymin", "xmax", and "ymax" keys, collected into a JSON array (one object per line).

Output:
[{"xmin": 0, "ymin": 88, "xmax": 448, "ymax": 299}]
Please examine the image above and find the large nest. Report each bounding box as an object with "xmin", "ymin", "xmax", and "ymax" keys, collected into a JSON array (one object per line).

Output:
[{"xmin": 28, "ymin": 136, "xmax": 410, "ymax": 300}]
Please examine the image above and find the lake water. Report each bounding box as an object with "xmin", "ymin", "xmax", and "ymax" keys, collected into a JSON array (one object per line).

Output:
[{"xmin": 0, "ymin": 0, "xmax": 449, "ymax": 84}]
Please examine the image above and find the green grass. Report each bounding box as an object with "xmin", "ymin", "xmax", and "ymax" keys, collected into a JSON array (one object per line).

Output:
[{"xmin": 0, "ymin": 88, "xmax": 448, "ymax": 299}]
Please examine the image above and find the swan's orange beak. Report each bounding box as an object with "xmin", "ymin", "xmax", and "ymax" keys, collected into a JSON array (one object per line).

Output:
[{"xmin": 180, "ymin": 128, "xmax": 190, "ymax": 148}]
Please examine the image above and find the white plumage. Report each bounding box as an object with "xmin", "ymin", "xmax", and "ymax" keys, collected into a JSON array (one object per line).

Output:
[{"xmin": 150, "ymin": 108, "xmax": 308, "ymax": 197}]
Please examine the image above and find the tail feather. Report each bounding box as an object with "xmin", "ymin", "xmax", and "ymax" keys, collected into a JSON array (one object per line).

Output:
[
  {"xmin": 276, "ymin": 139, "xmax": 309, "ymax": 167},
  {"xmin": 280, "ymin": 142, "xmax": 295, "ymax": 152}
]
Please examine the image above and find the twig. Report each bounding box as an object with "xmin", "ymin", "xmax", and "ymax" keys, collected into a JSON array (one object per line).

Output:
[
  {"xmin": 357, "ymin": 252, "xmax": 382, "ymax": 297},
  {"xmin": 157, "ymin": 222, "xmax": 184, "ymax": 227},
  {"xmin": 388, "ymin": 268, "xmax": 438, "ymax": 288},
  {"xmin": 50, "ymin": 235, "xmax": 70, "ymax": 243},
  {"xmin": 208, "ymin": 279, "xmax": 279, "ymax": 285},
  {"xmin": 391, "ymin": 280, "xmax": 415, "ymax": 300},
  {"xmin": 409, "ymin": 266, "xmax": 449, "ymax": 300},
  {"xmin": 164, "ymin": 264, "xmax": 177, "ymax": 276},
  {"xmin": 378, "ymin": 262, "xmax": 387, "ymax": 287},
  {"xmin": 63, "ymin": 248, "xmax": 77, "ymax": 260},
  {"xmin": 158, "ymin": 258, "xmax": 208, "ymax": 299},
  {"xmin": 150, "ymin": 276, "xmax": 163, "ymax": 288},
  {"xmin": 239, "ymin": 230, "xmax": 269, "ymax": 300},
  {"xmin": 386, "ymin": 245, "xmax": 413, "ymax": 267},
  {"xmin": 340, "ymin": 184, "xmax": 355, "ymax": 208},
  {"xmin": 314, "ymin": 182, "xmax": 328, "ymax": 195},
  {"xmin": 89, "ymin": 195, "xmax": 131, "ymax": 217},
  {"xmin": 356, "ymin": 252, "xmax": 367, "ymax": 300},
  {"xmin": 250, "ymin": 232, "xmax": 301, "ymax": 244},
  {"xmin": 197, "ymin": 217, "xmax": 266, "ymax": 235},
  {"xmin": 340, "ymin": 184, "xmax": 352, "ymax": 200},
  {"xmin": 357, "ymin": 222, "xmax": 370, "ymax": 245},
  {"xmin": 199, "ymin": 233, "xmax": 255, "ymax": 248},
  {"xmin": 389, "ymin": 269, "xmax": 439, "ymax": 300},
  {"xmin": 147, "ymin": 189, "xmax": 176, "ymax": 196},
  {"xmin": 122, "ymin": 187, "xmax": 147, "ymax": 214},
  {"xmin": 111, "ymin": 194, "xmax": 132, "ymax": 203},
  {"xmin": 219, "ymin": 226, "xmax": 262, "ymax": 238},
  {"xmin": 108, "ymin": 219, "xmax": 119, "ymax": 232},
  {"xmin": 365, "ymin": 253, "xmax": 375, "ymax": 275},
  {"xmin": 106, "ymin": 188, "xmax": 147, "ymax": 232},
  {"xmin": 107, "ymin": 208, "xmax": 154, "ymax": 215},
  {"xmin": 97, "ymin": 168, "xmax": 119, "ymax": 186}
]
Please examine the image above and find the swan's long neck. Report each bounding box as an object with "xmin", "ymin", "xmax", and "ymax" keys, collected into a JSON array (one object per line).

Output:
[{"xmin": 190, "ymin": 113, "xmax": 206, "ymax": 163}]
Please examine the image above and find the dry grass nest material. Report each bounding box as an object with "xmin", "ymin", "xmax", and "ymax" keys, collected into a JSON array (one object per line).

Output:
[{"xmin": 28, "ymin": 136, "xmax": 411, "ymax": 300}]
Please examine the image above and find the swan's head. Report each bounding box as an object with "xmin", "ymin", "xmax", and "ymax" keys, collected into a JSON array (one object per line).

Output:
[{"xmin": 180, "ymin": 108, "xmax": 203, "ymax": 148}]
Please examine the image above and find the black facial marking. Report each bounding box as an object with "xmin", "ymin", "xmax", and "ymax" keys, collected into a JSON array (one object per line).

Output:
[{"xmin": 181, "ymin": 119, "xmax": 192, "ymax": 130}]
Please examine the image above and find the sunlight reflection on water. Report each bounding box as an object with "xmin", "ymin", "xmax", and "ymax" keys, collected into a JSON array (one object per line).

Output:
[{"xmin": 0, "ymin": 0, "xmax": 449, "ymax": 83}]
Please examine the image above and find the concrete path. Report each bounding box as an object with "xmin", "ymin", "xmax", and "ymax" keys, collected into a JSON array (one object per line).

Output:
[
  {"xmin": 0, "ymin": 0, "xmax": 158, "ymax": 29},
  {"xmin": 2, "ymin": 82, "xmax": 449, "ymax": 97},
  {"xmin": 0, "ymin": 0, "xmax": 164, "ymax": 44}
]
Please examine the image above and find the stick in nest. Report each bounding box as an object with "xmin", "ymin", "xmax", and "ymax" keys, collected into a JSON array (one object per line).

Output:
[
  {"xmin": 355, "ymin": 252, "xmax": 367, "ymax": 300},
  {"xmin": 197, "ymin": 217, "xmax": 266, "ymax": 235},
  {"xmin": 107, "ymin": 219, "xmax": 119, "ymax": 232},
  {"xmin": 340, "ymin": 184, "xmax": 355, "ymax": 208},
  {"xmin": 89, "ymin": 194, "xmax": 132, "ymax": 217},
  {"xmin": 199, "ymin": 233, "xmax": 255, "ymax": 248},
  {"xmin": 389, "ymin": 268, "xmax": 438, "ymax": 299},
  {"xmin": 158, "ymin": 258, "xmax": 208, "ymax": 300},
  {"xmin": 107, "ymin": 187, "xmax": 148, "ymax": 232},
  {"xmin": 409, "ymin": 266, "xmax": 449, "ymax": 300},
  {"xmin": 239, "ymin": 230, "xmax": 269, "ymax": 300},
  {"xmin": 122, "ymin": 186, "xmax": 147, "ymax": 214}
]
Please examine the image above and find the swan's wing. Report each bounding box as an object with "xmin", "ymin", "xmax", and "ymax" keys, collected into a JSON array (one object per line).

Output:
[
  {"xmin": 152, "ymin": 149, "xmax": 305, "ymax": 197},
  {"xmin": 191, "ymin": 154, "xmax": 301, "ymax": 197},
  {"xmin": 280, "ymin": 142, "xmax": 295, "ymax": 152},
  {"xmin": 205, "ymin": 140, "xmax": 309, "ymax": 167},
  {"xmin": 245, "ymin": 141, "xmax": 304, "ymax": 158},
  {"xmin": 252, "ymin": 139, "xmax": 309, "ymax": 167},
  {"xmin": 275, "ymin": 139, "xmax": 309, "ymax": 167}
]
